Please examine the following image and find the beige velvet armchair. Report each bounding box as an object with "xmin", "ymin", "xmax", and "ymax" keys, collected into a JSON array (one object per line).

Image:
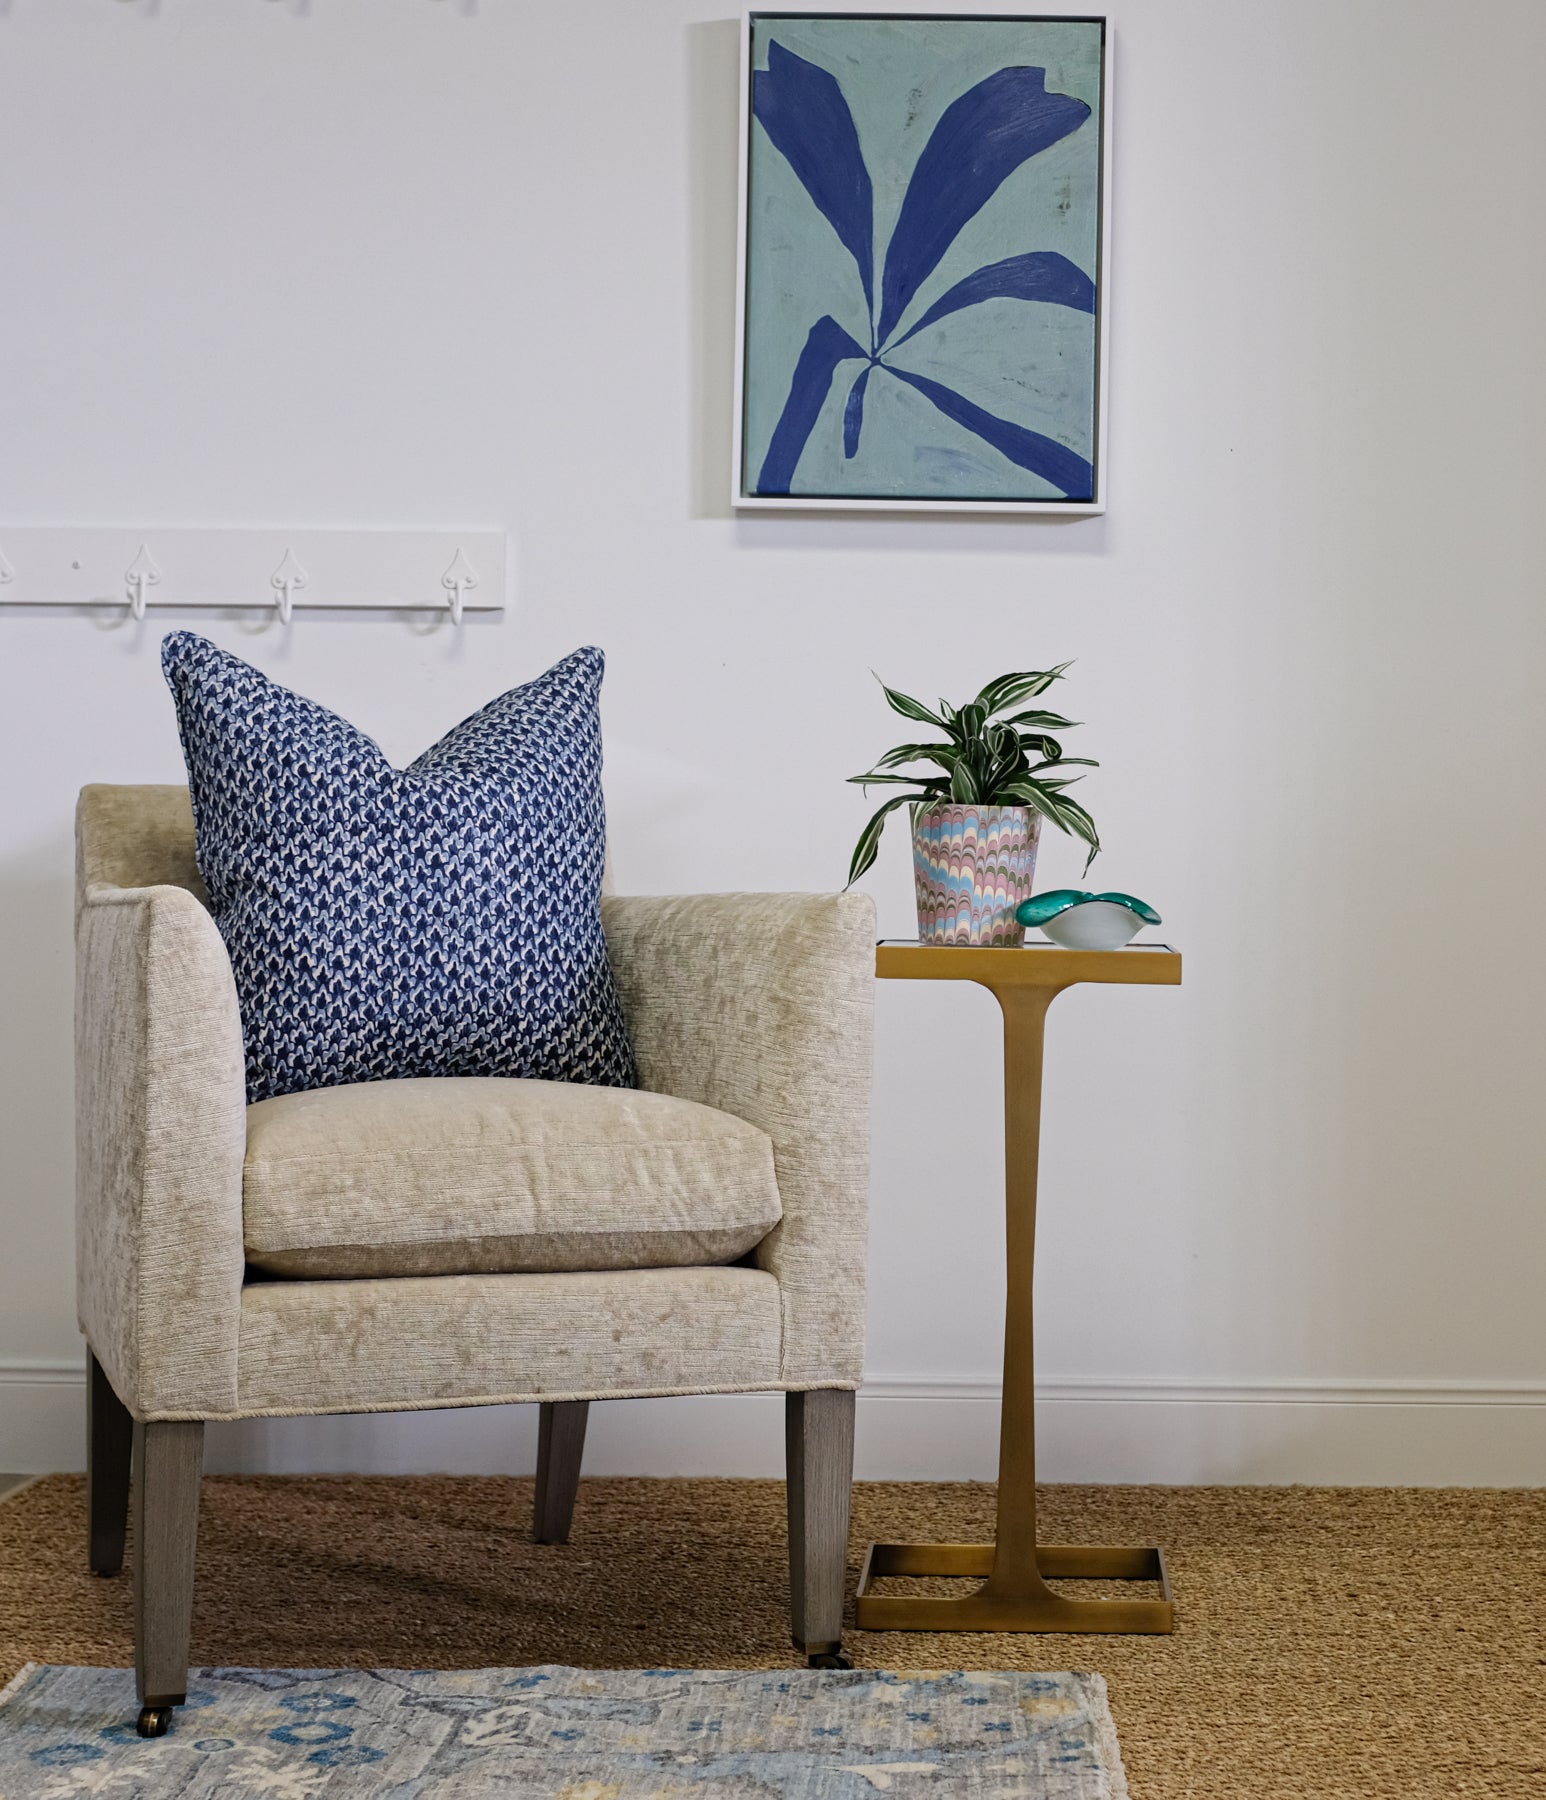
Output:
[{"xmin": 75, "ymin": 786, "xmax": 874, "ymax": 1736}]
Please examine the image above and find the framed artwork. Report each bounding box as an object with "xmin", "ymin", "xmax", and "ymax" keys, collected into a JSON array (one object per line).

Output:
[{"xmin": 733, "ymin": 11, "xmax": 1110, "ymax": 514}]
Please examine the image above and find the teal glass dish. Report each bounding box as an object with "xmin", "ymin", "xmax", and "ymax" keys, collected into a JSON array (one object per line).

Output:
[{"xmin": 1015, "ymin": 890, "xmax": 1161, "ymax": 950}]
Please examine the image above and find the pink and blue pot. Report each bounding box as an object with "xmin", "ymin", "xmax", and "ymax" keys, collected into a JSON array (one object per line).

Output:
[{"xmin": 911, "ymin": 803, "xmax": 1040, "ymax": 946}]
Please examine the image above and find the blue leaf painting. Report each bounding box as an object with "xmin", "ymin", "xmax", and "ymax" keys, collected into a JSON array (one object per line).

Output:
[
  {"xmin": 876, "ymin": 68, "xmax": 1090, "ymax": 347},
  {"xmin": 842, "ymin": 364, "xmax": 873, "ymax": 459},
  {"xmin": 753, "ymin": 42, "xmax": 877, "ymax": 314},
  {"xmin": 744, "ymin": 18, "xmax": 1102, "ymax": 502},
  {"xmin": 885, "ymin": 366, "xmax": 1095, "ymax": 501},
  {"xmin": 757, "ymin": 315, "xmax": 868, "ymax": 493},
  {"xmin": 887, "ymin": 251, "xmax": 1095, "ymax": 352}
]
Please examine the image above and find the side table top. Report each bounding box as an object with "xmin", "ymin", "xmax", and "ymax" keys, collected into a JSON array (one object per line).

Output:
[{"xmin": 875, "ymin": 939, "xmax": 1182, "ymax": 987}]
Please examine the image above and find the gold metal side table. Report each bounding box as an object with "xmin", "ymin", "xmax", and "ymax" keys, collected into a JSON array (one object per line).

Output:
[{"xmin": 856, "ymin": 938, "xmax": 1183, "ymax": 1636}]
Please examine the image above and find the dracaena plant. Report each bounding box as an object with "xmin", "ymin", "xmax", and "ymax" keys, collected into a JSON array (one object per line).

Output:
[{"xmin": 846, "ymin": 667, "xmax": 1100, "ymax": 888}]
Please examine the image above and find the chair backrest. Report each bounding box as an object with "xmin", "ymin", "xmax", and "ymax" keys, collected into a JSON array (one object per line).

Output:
[
  {"xmin": 76, "ymin": 783, "xmax": 615, "ymax": 908},
  {"xmin": 76, "ymin": 785, "xmax": 208, "ymax": 910}
]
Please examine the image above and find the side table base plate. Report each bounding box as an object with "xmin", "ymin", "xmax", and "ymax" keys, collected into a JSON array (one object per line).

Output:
[{"xmin": 855, "ymin": 1541, "xmax": 1174, "ymax": 1635}]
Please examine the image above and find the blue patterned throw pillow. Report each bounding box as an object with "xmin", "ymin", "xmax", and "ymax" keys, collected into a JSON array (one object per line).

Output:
[{"xmin": 161, "ymin": 632, "xmax": 637, "ymax": 1104}]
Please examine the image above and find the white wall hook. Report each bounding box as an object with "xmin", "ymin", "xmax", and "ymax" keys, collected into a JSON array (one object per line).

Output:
[
  {"xmin": 0, "ymin": 529, "xmax": 505, "ymax": 616},
  {"xmin": 269, "ymin": 547, "xmax": 309, "ymax": 624},
  {"xmin": 440, "ymin": 547, "xmax": 478, "ymax": 626},
  {"xmin": 124, "ymin": 544, "xmax": 161, "ymax": 620}
]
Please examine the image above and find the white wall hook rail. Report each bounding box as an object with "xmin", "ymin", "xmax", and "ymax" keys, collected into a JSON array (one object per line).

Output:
[
  {"xmin": 124, "ymin": 544, "xmax": 161, "ymax": 621},
  {"xmin": 270, "ymin": 548, "xmax": 309, "ymax": 624},
  {"xmin": 440, "ymin": 547, "xmax": 478, "ymax": 626},
  {"xmin": 0, "ymin": 529, "xmax": 507, "ymax": 617}
]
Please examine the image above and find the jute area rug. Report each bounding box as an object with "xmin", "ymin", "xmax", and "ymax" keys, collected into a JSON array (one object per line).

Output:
[
  {"xmin": 1, "ymin": 1475, "xmax": 1543, "ymax": 1799},
  {"xmin": 0, "ymin": 1663, "xmax": 1127, "ymax": 1797}
]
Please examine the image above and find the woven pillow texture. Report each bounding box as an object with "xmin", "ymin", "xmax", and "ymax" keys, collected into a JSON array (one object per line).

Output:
[{"xmin": 161, "ymin": 632, "xmax": 637, "ymax": 1104}]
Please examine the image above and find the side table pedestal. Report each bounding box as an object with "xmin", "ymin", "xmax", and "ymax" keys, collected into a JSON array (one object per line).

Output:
[
  {"xmin": 856, "ymin": 1542, "xmax": 1173, "ymax": 1634},
  {"xmin": 854, "ymin": 940, "xmax": 1182, "ymax": 1638}
]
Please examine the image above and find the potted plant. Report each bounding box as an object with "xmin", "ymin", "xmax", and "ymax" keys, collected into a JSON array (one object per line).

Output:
[{"xmin": 846, "ymin": 667, "xmax": 1101, "ymax": 946}]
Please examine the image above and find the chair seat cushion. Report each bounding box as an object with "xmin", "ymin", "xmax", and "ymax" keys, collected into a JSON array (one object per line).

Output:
[{"xmin": 242, "ymin": 1076, "xmax": 782, "ymax": 1279}]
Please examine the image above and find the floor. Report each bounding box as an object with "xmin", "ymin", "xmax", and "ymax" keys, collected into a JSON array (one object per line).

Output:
[{"xmin": 1, "ymin": 1475, "xmax": 1542, "ymax": 1799}]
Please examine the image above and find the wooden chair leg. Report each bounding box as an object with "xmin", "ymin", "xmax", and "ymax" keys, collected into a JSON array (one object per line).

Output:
[
  {"xmin": 87, "ymin": 1351, "xmax": 133, "ymax": 1577},
  {"xmin": 533, "ymin": 1400, "xmax": 589, "ymax": 1544},
  {"xmin": 786, "ymin": 1388, "xmax": 856, "ymax": 1664},
  {"xmin": 132, "ymin": 1419, "xmax": 203, "ymax": 1735}
]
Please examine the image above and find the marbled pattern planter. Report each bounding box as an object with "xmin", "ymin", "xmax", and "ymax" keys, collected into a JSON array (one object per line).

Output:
[{"xmin": 912, "ymin": 803, "xmax": 1041, "ymax": 945}]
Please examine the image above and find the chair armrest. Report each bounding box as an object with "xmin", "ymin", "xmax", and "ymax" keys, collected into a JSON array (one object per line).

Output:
[
  {"xmin": 601, "ymin": 891, "xmax": 875, "ymax": 1386},
  {"xmin": 76, "ymin": 877, "xmax": 247, "ymax": 1418}
]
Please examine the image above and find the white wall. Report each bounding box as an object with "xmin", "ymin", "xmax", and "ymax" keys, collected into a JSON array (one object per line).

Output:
[{"xmin": 2, "ymin": 0, "xmax": 1543, "ymax": 1484}]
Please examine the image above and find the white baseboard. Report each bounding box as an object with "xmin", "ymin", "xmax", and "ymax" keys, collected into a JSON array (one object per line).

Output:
[{"xmin": 2, "ymin": 1360, "xmax": 1542, "ymax": 1486}]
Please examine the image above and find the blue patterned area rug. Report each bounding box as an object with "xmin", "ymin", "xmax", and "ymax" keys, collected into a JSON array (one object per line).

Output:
[{"xmin": 0, "ymin": 1663, "xmax": 1129, "ymax": 1797}]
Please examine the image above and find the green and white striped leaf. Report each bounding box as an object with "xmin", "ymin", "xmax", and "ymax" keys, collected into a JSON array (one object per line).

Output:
[
  {"xmin": 947, "ymin": 702, "xmax": 988, "ymax": 745},
  {"xmin": 875, "ymin": 677, "xmax": 946, "ymax": 729},
  {"xmin": 1027, "ymin": 756, "xmax": 1098, "ymax": 774},
  {"xmin": 1001, "ymin": 708, "xmax": 1079, "ymax": 732},
  {"xmin": 984, "ymin": 721, "xmax": 1019, "ymax": 761},
  {"xmin": 948, "ymin": 757, "xmax": 981, "ymax": 803},
  {"xmin": 871, "ymin": 741, "xmax": 960, "ymax": 773},
  {"xmin": 1016, "ymin": 732, "xmax": 1065, "ymax": 764},
  {"xmin": 845, "ymin": 792, "xmax": 916, "ymax": 888},
  {"xmin": 973, "ymin": 665, "xmax": 1072, "ymax": 717}
]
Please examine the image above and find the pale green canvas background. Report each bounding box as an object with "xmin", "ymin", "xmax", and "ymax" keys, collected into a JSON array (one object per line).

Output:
[{"xmin": 743, "ymin": 15, "xmax": 1103, "ymax": 500}]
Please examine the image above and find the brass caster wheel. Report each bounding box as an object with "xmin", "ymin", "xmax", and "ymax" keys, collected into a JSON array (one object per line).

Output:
[
  {"xmin": 808, "ymin": 1652, "xmax": 852, "ymax": 1670},
  {"xmin": 136, "ymin": 1705, "xmax": 174, "ymax": 1738}
]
